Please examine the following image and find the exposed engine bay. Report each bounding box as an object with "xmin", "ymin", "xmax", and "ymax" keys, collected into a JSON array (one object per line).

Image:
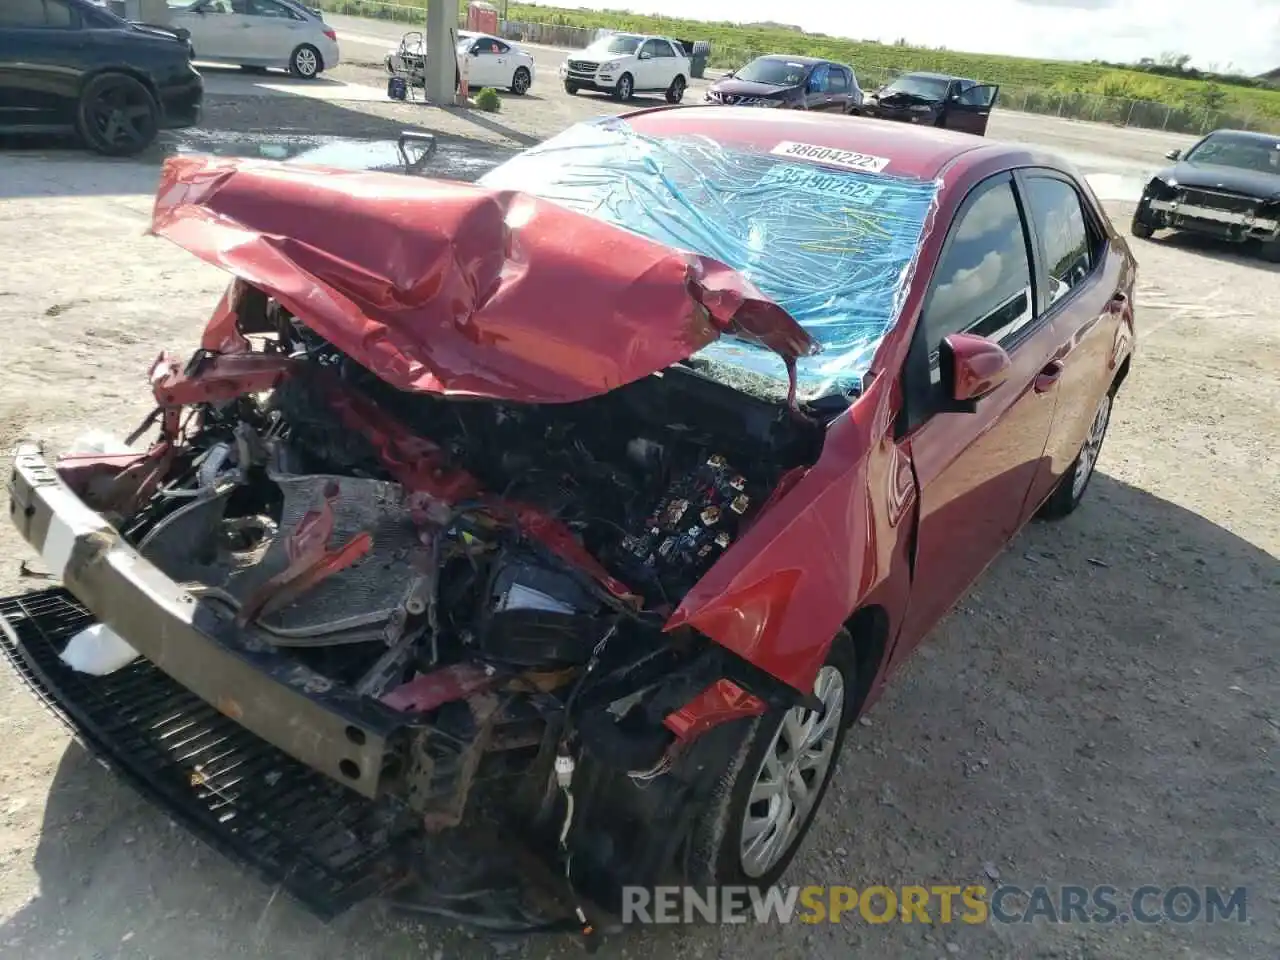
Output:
[{"xmin": 90, "ymin": 293, "xmax": 825, "ymax": 841}]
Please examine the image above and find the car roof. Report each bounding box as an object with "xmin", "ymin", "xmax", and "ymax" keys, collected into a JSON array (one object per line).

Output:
[
  {"xmin": 1202, "ymin": 128, "xmax": 1280, "ymax": 143},
  {"xmin": 622, "ymin": 106, "xmax": 999, "ymax": 181},
  {"xmin": 754, "ymin": 54, "xmax": 827, "ymax": 66}
]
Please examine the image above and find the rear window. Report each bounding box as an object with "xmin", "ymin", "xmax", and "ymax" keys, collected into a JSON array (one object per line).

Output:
[{"xmin": 479, "ymin": 118, "xmax": 940, "ymax": 399}]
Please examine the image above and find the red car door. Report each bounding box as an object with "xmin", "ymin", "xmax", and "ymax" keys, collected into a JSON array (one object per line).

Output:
[
  {"xmin": 1014, "ymin": 170, "xmax": 1132, "ymax": 518},
  {"xmin": 891, "ymin": 172, "xmax": 1062, "ymax": 661}
]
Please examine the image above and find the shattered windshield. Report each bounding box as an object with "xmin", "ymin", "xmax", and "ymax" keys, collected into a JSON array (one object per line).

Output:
[
  {"xmin": 479, "ymin": 117, "xmax": 939, "ymax": 401},
  {"xmin": 585, "ymin": 34, "xmax": 643, "ymax": 56},
  {"xmin": 1182, "ymin": 132, "xmax": 1280, "ymax": 175}
]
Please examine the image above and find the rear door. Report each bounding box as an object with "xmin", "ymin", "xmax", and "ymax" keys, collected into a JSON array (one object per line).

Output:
[
  {"xmin": 892, "ymin": 172, "xmax": 1062, "ymax": 663},
  {"xmin": 825, "ymin": 64, "xmax": 853, "ymax": 112},
  {"xmin": 0, "ymin": 0, "xmax": 84, "ymax": 129},
  {"xmin": 1014, "ymin": 170, "xmax": 1127, "ymax": 518},
  {"xmin": 243, "ymin": 0, "xmax": 307, "ymax": 65},
  {"xmin": 945, "ymin": 82, "xmax": 999, "ymax": 135}
]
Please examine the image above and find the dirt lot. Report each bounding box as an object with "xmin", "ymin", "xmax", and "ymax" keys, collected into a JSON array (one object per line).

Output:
[{"xmin": 0, "ymin": 78, "xmax": 1276, "ymax": 960}]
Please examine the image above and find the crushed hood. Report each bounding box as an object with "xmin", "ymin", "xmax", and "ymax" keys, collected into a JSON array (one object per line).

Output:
[
  {"xmin": 150, "ymin": 156, "xmax": 818, "ymax": 403},
  {"xmin": 1165, "ymin": 161, "xmax": 1280, "ymax": 200}
]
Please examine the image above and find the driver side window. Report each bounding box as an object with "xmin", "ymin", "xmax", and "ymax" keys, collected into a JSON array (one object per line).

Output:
[
  {"xmin": 200, "ymin": 0, "xmax": 239, "ymax": 13},
  {"xmin": 921, "ymin": 175, "xmax": 1034, "ymax": 382},
  {"xmin": 808, "ymin": 64, "xmax": 829, "ymax": 92},
  {"xmin": 639, "ymin": 39, "xmax": 661, "ymax": 58}
]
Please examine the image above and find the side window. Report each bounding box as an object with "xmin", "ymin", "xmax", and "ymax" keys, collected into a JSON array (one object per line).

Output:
[
  {"xmin": 199, "ymin": 0, "xmax": 235, "ymax": 13},
  {"xmin": 473, "ymin": 38, "xmax": 499, "ymax": 54},
  {"xmin": 808, "ymin": 64, "xmax": 829, "ymax": 92},
  {"xmin": 1022, "ymin": 176, "xmax": 1098, "ymax": 307},
  {"xmin": 639, "ymin": 39, "xmax": 661, "ymax": 58},
  {"xmin": 654, "ymin": 40, "xmax": 675, "ymax": 57},
  {"xmin": 494, "ymin": 40, "xmax": 511, "ymax": 54},
  {"xmin": 922, "ymin": 176, "xmax": 1034, "ymax": 378},
  {"xmin": 828, "ymin": 67, "xmax": 849, "ymax": 93},
  {"xmin": 0, "ymin": 0, "xmax": 74, "ymax": 26},
  {"xmin": 247, "ymin": 0, "xmax": 298, "ymax": 17}
]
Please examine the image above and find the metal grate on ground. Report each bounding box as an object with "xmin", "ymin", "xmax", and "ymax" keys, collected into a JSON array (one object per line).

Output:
[{"xmin": 0, "ymin": 588, "xmax": 414, "ymax": 919}]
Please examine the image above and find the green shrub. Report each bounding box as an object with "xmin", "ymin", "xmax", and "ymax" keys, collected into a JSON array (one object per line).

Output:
[{"xmin": 475, "ymin": 87, "xmax": 501, "ymax": 112}]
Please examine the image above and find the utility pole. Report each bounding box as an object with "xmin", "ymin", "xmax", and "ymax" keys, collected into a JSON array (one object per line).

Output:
[{"xmin": 424, "ymin": 0, "xmax": 455, "ymax": 104}]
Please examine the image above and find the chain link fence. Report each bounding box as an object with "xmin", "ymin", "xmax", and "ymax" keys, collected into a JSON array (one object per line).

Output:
[{"xmin": 315, "ymin": 1, "xmax": 1280, "ymax": 137}]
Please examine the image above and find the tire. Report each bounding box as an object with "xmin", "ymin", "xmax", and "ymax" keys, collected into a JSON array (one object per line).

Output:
[
  {"xmin": 1260, "ymin": 240, "xmax": 1280, "ymax": 263},
  {"xmin": 683, "ymin": 633, "xmax": 855, "ymax": 888},
  {"xmin": 665, "ymin": 74, "xmax": 686, "ymax": 104},
  {"xmin": 510, "ymin": 66, "xmax": 531, "ymax": 95},
  {"xmin": 288, "ymin": 43, "xmax": 322, "ymax": 79},
  {"xmin": 1130, "ymin": 213, "xmax": 1155, "ymax": 239},
  {"xmin": 1038, "ymin": 386, "xmax": 1115, "ymax": 520},
  {"xmin": 563, "ymin": 81, "xmax": 578, "ymax": 95},
  {"xmin": 612, "ymin": 72, "xmax": 634, "ymax": 101},
  {"xmin": 76, "ymin": 72, "xmax": 159, "ymax": 158}
]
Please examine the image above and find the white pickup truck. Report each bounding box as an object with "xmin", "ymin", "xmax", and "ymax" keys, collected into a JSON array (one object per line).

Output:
[{"xmin": 559, "ymin": 33, "xmax": 690, "ymax": 103}]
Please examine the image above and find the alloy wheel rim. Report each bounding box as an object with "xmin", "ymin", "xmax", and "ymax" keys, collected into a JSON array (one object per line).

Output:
[
  {"xmin": 514, "ymin": 70, "xmax": 528, "ymax": 92},
  {"xmin": 1072, "ymin": 393, "xmax": 1112, "ymax": 499},
  {"xmin": 739, "ymin": 665, "xmax": 845, "ymax": 879},
  {"xmin": 619, "ymin": 77, "xmax": 632, "ymax": 97},
  {"xmin": 89, "ymin": 83, "xmax": 152, "ymax": 149},
  {"xmin": 296, "ymin": 48, "xmax": 318, "ymax": 76}
]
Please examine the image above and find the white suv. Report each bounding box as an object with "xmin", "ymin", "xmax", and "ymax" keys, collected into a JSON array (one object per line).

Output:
[{"xmin": 560, "ymin": 33, "xmax": 690, "ymax": 102}]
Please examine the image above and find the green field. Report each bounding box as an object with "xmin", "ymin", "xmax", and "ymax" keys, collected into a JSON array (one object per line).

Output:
[{"xmin": 319, "ymin": 0, "xmax": 1280, "ymax": 132}]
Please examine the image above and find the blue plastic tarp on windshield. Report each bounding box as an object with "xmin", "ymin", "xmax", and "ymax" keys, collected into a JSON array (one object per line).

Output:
[{"xmin": 479, "ymin": 116, "xmax": 940, "ymax": 399}]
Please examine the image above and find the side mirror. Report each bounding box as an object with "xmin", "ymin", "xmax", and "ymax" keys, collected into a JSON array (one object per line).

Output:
[
  {"xmin": 939, "ymin": 332, "xmax": 1011, "ymax": 411},
  {"xmin": 1165, "ymin": 148, "xmax": 1181, "ymax": 161},
  {"xmin": 639, "ymin": 51, "xmax": 652, "ymax": 60}
]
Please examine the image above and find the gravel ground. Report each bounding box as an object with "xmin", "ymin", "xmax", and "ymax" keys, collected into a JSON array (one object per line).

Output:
[{"xmin": 0, "ymin": 83, "xmax": 1276, "ymax": 960}]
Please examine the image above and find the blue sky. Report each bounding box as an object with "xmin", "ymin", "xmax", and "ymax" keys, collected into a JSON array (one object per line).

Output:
[{"xmin": 540, "ymin": 0, "xmax": 1280, "ymax": 74}]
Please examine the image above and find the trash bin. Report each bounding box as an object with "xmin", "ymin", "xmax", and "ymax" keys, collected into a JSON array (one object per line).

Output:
[{"xmin": 689, "ymin": 41, "xmax": 711, "ymax": 80}]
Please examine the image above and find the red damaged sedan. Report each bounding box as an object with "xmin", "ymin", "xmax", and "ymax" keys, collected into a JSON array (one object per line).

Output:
[{"xmin": 2, "ymin": 108, "xmax": 1134, "ymax": 932}]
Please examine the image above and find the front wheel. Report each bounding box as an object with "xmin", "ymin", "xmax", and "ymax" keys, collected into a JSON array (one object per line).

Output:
[
  {"xmin": 1130, "ymin": 211, "xmax": 1155, "ymax": 239},
  {"xmin": 510, "ymin": 66, "xmax": 531, "ymax": 95},
  {"xmin": 563, "ymin": 80, "xmax": 578, "ymax": 95},
  {"xmin": 289, "ymin": 44, "xmax": 322, "ymax": 80},
  {"xmin": 76, "ymin": 72, "xmax": 159, "ymax": 157},
  {"xmin": 1038, "ymin": 388, "xmax": 1114, "ymax": 520},
  {"xmin": 612, "ymin": 72, "xmax": 634, "ymax": 101},
  {"xmin": 682, "ymin": 635, "xmax": 854, "ymax": 888},
  {"xmin": 665, "ymin": 75, "xmax": 686, "ymax": 104}
]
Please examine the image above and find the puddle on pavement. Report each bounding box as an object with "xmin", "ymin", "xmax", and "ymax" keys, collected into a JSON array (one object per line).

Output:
[{"xmin": 165, "ymin": 129, "xmax": 512, "ymax": 181}]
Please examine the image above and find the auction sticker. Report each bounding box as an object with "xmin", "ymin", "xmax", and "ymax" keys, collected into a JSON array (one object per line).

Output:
[{"xmin": 770, "ymin": 141, "xmax": 891, "ymax": 173}]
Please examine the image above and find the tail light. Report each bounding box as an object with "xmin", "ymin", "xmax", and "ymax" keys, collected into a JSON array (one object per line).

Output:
[{"xmin": 323, "ymin": 27, "xmax": 336, "ymax": 41}]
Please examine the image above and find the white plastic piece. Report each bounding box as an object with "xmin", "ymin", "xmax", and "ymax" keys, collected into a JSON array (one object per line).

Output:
[
  {"xmin": 67, "ymin": 431, "xmax": 138, "ymax": 456},
  {"xmin": 555, "ymin": 754, "xmax": 575, "ymax": 788},
  {"xmin": 59, "ymin": 623, "xmax": 139, "ymax": 676}
]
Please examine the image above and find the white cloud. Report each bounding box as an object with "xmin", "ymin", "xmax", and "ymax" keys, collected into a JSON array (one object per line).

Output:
[{"xmin": 547, "ymin": 0, "xmax": 1280, "ymax": 75}]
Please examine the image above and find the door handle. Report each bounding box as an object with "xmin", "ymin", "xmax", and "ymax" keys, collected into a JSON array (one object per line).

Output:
[{"xmin": 1034, "ymin": 360, "xmax": 1064, "ymax": 393}]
